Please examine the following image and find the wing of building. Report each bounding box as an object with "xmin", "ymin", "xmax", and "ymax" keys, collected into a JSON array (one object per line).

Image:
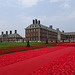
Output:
[
  {"xmin": 0, "ymin": 30, "xmax": 24, "ymax": 42},
  {"xmin": 25, "ymin": 19, "xmax": 67, "ymax": 42},
  {"xmin": 64, "ymin": 32, "xmax": 75, "ymax": 41}
]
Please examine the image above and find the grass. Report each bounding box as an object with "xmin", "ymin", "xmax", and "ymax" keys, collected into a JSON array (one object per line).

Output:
[
  {"xmin": 0, "ymin": 41, "xmax": 57, "ymax": 48},
  {"xmin": 0, "ymin": 42, "xmax": 45, "ymax": 48}
]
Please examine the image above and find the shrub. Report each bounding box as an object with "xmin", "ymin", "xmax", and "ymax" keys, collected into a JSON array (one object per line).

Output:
[
  {"xmin": 27, "ymin": 40, "xmax": 30, "ymax": 47},
  {"xmin": 46, "ymin": 39, "xmax": 48, "ymax": 44},
  {"xmin": 63, "ymin": 40, "xmax": 64, "ymax": 42},
  {"xmin": 51, "ymin": 40, "xmax": 53, "ymax": 42},
  {"xmin": 56, "ymin": 40, "xmax": 57, "ymax": 43}
]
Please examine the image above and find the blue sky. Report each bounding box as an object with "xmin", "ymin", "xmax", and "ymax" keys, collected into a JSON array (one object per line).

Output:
[{"xmin": 0, "ymin": 0, "xmax": 75, "ymax": 37}]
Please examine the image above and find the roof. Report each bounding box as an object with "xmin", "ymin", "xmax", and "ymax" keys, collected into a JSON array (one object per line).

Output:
[
  {"xmin": 25, "ymin": 24, "xmax": 66, "ymax": 35},
  {"xmin": 0, "ymin": 34, "xmax": 22, "ymax": 38},
  {"xmin": 25, "ymin": 24, "xmax": 40, "ymax": 29},
  {"xmin": 25, "ymin": 24, "xmax": 57, "ymax": 33},
  {"xmin": 8, "ymin": 34, "xmax": 22, "ymax": 38},
  {"xmin": 65, "ymin": 32, "xmax": 75, "ymax": 35}
]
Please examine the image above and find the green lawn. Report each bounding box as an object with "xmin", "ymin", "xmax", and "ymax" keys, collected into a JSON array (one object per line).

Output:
[
  {"xmin": 0, "ymin": 42, "xmax": 59, "ymax": 55},
  {"xmin": 0, "ymin": 42, "xmax": 45, "ymax": 48},
  {"xmin": 0, "ymin": 41, "xmax": 58, "ymax": 48}
]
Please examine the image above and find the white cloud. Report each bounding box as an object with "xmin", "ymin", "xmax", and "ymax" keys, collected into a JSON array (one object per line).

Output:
[
  {"xmin": 0, "ymin": 0, "xmax": 71, "ymax": 8},
  {"xmin": 18, "ymin": 0, "xmax": 39, "ymax": 8},
  {"xmin": 49, "ymin": 0, "xmax": 71, "ymax": 9},
  {"xmin": 17, "ymin": 10, "xmax": 75, "ymax": 26},
  {"xmin": 50, "ymin": 0, "xmax": 71, "ymax": 3},
  {"xmin": 50, "ymin": 0, "xmax": 61, "ymax": 2},
  {"xmin": 48, "ymin": 10, "xmax": 75, "ymax": 22},
  {"xmin": 0, "ymin": 0, "xmax": 39, "ymax": 8},
  {"xmin": 59, "ymin": 1, "xmax": 71, "ymax": 8}
]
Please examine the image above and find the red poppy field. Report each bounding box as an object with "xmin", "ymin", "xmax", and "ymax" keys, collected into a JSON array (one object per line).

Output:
[
  {"xmin": 0, "ymin": 46, "xmax": 66, "ymax": 67},
  {"xmin": 0, "ymin": 42, "xmax": 75, "ymax": 75},
  {"xmin": 31, "ymin": 49, "xmax": 75, "ymax": 75}
]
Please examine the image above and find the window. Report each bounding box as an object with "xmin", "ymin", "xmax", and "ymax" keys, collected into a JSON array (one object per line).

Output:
[
  {"xmin": 34, "ymin": 38, "xmax": 35, "ymax": 40},
  {"xmin": 30, "ymin": 34, "xmax": 32, "ymax": 36},
  {"xmin": 36, "ymin": 33, "xmax": 37, "ymax": 36},
  {"xmin": 31, "ymin": 38, "xmax": 32, "ymax": 40},
  {"xmin": 34, "ymin": 29, "xmax": 35, "ymax": 32},
  {"xmin": 34, "ymin": 33, "xmax": 35, "ymax": 36},
  {"xmin": 36, "ymin": 29, "xmax": 38, "ymax": 32},
  {"xmin": 31, "ymin": 30, "xmax": 32, "ymax": 32}
]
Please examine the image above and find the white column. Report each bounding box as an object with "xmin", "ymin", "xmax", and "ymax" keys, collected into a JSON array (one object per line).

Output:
[{"xmin": 57, "ymin": 31, "xmax": 61, "ymax": 41}]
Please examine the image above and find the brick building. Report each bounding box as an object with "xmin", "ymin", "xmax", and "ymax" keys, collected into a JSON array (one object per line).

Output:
[
  {"xmin": 0, "ymin": 19, "xmax": 75, "ymax": 42},
  {"xmin": 65, "ymin": 32, "xmax": 75, "ymax": 41},
  {"xmin": 0, "ymin": 30, "xmax": 24, "ymax": 42},
  {"xmin": 25, "ymin": 19, "xmax": 66, "ymax": 42}
]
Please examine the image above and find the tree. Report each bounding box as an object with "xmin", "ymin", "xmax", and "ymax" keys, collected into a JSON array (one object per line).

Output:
[
  {"xmin": 27, "ymin": 40, "xmax": 30, "ymax": 47},
  {"xmin": 46, "ymin": 39, "xmax": 48, "ymax": 44},
  {"xmin": 62, "ymin": 40, "xmax": 64, "ymax": 42},
  {"xmin": 51, "ymin": 40, "xmax": 53, "ymax": 42},
  {"xmin": 56, "ymin": 40, "xmax": 57, "ymax": 43}
]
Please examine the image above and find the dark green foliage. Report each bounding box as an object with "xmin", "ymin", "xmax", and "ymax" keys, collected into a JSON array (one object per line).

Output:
[
  {"xmin": 63, "ymin": 40, "xmax": 64, "ymax": 42},
  {"xmin": 56, "ymin": 40, "xmax": 57, "ymax": 43},
  {"xmin": 27, "ymin": 40, "xmax": 30, "ymax": 47},
  {"xmin": 46, "ymin": 39, "xmax": 48, "ymax": 44},
  {"xmin": 51, "ymin": 40, "xmax": 53, "ymax": 42}
]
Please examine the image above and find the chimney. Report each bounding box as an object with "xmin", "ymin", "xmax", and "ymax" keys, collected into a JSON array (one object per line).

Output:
[
  {"xmin": 49, "ymin": 25, "xmax": 53, "ymax": 29},
  {"xmin": 15, "ymin": 30, "xmax": 17, "ymax": 34},
  {"xmin": 1, "ymin": 32, "xmax": 4, "ymax": 35},
  {"xmin": 10, "ymin": 30, "xmax": 12, "ymax": 34},
  {"xmin": 33, "ymin": 19, "xmax": 35, "ymax": 24},
  {"xmin": 62, "ymin": 30, "xmax": 64, "ymax": 33},
  {"xmin": 56, "ymin": 28, "xmax": 59, "ymax": 32},
  {"xmin": 35, "ymin": 19, "xmax": 37, "ymax": 24},
  {"xmin": 6, "ymin": 31, "xmax": 8, "ymax": 35},
  {"xmin": 37, "ymin": 20, "xmax": 40, "ymax": 25}
]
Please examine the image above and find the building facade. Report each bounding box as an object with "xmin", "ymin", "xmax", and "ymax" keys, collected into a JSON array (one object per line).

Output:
[
  {"xmin": 25, "ymin": 19, "xmax": 67, "ymax": 42},
  {"xmin": 0, "ymin": 19, "xmax": 75, "ymax": 42},
  {"xmin": 65, "ymin": 32, "xmax": 75, "ymax": 41},
  {"xmin": 0, "ymin": 30, "xmax": 24, "ymax": 42}
]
